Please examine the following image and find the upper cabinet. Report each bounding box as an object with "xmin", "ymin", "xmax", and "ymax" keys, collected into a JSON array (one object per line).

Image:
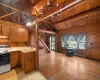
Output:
[
  {"xmin": 0, "ymin": 24, "xmax": 11, "ymax": 36},
  {"xmin": 0, "ymin": 20, "xmax": 29, "ymax": 43},
  {"xmin": 2, "ymin": 25, "xmax": 11, "ymax": 36},
  {"xmin": 0, "ymin": 24, "xmax": 1, "ymax": 35},
  {"xmin": 11, "ymin": 27, "xmax": 29, "ymax": 42}
]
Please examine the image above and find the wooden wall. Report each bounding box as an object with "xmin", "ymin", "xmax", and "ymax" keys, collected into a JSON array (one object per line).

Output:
[
  {"xmin": 30, "ymin": 31, "xmax": 49, "ymax": 56},
  {"xmin": 56, "ymin": 8, "xmax": 100, "ymax": 60}
]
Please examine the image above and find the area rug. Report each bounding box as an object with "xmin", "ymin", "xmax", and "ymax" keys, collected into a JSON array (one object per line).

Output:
[{"xmin": 19, "ymin": 71, "xmax": 47, "ymax": 80}]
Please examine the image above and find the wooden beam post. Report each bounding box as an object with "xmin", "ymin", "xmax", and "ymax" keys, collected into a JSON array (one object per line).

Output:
[
  {"xmin": 18, "ymin": 13, "xmax": 21, "ymax": 24},
  {"xmin": 39, "ymin": 36, "xmax": 51, "ymax": 53},
  {"xmin": 35, "ymin": 23, "xmax": 39, "ymax": 71}
]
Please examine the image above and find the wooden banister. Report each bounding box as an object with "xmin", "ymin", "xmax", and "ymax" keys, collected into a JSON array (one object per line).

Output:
[{"xmin": 39, "ymin": 36, "xmax": 51, "ymax": 53}]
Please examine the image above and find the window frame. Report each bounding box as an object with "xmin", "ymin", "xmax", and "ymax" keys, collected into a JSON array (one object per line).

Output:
[{"xmin": 61, "ymin": 33, "xmax": 87, "ymax": 50}]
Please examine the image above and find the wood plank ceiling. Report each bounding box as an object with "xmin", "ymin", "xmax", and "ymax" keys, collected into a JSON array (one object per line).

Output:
[
  {"xmin": 30, "ymin": 0, "xmax": 100, "ymax": 31},
  {"xmin": 0, "ymin": 0, "xmax": 100, "ymax": 31},
  {"xmin": 54, "ymin": 8, "xmax": 100, "ymax": 30},
  {"xmin": 31, "ymin": 0, "xmax": 75, "ymax": 17},
  {"xmin": 51, "ymin": 0, "xmax": 100, "ymax": 23}
]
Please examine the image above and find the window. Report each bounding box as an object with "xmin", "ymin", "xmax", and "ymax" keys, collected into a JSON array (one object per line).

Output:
[{"xmin": 61, "ymin": 34, "xmax": 86, "ymax": 49}]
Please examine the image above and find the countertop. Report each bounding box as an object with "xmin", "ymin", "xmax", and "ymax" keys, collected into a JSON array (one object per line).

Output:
[{"xmin": 10, "ymin": 47, "xmax": 36, "ymax": 53}]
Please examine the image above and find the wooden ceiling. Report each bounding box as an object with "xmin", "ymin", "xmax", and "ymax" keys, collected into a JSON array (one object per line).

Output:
[
  {"xmin": 0, "ymin": 0, "xmax": 100, "ymax": 31},
  {"xmin": 51, "ymin": 0, "xmax": 100, "ymax": 23},
  {"xmin": 54, "ymin": 8, "xmax": 100, "ymax": 30},
  {"xmin": 31, "ymin": 0, "xmax": 75, "ymax": 17},
  {"xmin": 30, "ymin": 0, "xmax": 100, "ymax": 31}
]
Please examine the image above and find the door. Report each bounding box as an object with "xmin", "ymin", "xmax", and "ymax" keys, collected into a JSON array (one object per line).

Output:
[{"xmin": 49, "ymin": 36, "xmax": 56, "ymax": 51}]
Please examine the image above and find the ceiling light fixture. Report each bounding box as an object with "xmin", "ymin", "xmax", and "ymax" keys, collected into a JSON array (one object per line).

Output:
[
  {"xmin": 40, "ymin": 6, "xmax": 43, "ymax": 10},
  {"xmin": 47, "ymin": 0, "xmax": 50, "ymax": 6},
  {"xmin": 26, "ymin": 22, "xmax": 32, "ymax": 26},
  {"xmin": 56, "ymin": 2, "xmax": 59, "ymax": 6}
]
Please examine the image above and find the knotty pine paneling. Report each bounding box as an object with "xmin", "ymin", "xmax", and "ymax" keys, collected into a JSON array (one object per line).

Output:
[
  {"xmin": 54, "ymin": 8, "xmax": 100, "ymax": 30},
  {"xmin": 56, "ymin": 9, "xmax": 100, "ymax": 60},
  {"xmin": 52, "ymin": 0, "xmax": 100, "ymax": 23}
]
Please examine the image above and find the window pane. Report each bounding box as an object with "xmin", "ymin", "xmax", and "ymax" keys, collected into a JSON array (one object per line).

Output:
[
  {"xmin": 51, "ymin": 46, "xmax": 55, "ymax": 50},
  {"xmin": 52, "ymin": 37, "xmax": 55, "ymax": 41},
  {"xmin": 79, "ymin": 42, "xmax": 85, "ymax": 49},
  {"xmin": 52, "ymin": 42, "xmax": 55, "ymax": 45},
  {"xmin": 67, "ymin": 35, "xmax": 77, "ymax": 48},
  {"xmin": 67, "ymin": 41, "xmax": 77, "ymax": 48},
  {"xmin": 61, "ymin": 34, "xmax": 86, "ymax": 49}
]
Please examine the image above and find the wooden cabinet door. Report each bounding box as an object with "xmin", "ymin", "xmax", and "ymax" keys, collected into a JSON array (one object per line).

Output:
[
  {"xmin": 21, "ymin": 28, "xmax": 29, "ymax": 42},
  {"xmin": 11, "ymin": 27, "xmax": 21, "ymax": 42},
  {"xmin": 10, "ymin": 51, "xmax": 19, "ymax": 68},
  {"xmin": 20, "ymin": 52, "xmax": 25, "ymax": 70},
  {"xmin": 24, "ymin": 52, "xmax": 34, "ymax": 72},
  {"xmin": 11, "ymin": 27, "xmax": 28, "ymax": 42},
  {"xmin": 0, "ymin": 25, "xmax": 2, "ymax": 35},
  {"xmin": 2, "ymin": 25, "xmax": 10, "ymax": 36},
  {"xmin": 20, "ymin": 51, "xmax": 36, "ymax": 73}
]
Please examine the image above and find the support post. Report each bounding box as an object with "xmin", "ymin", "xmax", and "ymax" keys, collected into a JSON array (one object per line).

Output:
[{"xmin": 35, "ymin": 23, "xmax": 39, "ymax": 71}]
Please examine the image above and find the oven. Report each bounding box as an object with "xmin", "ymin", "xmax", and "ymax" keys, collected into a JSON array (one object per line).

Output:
[{"xmin": 0, "ymin": 45, "xmax": 10, "ymax": 74}]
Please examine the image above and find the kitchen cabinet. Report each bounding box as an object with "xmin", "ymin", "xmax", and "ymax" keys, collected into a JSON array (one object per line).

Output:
[
  {"xmin": 20, "ymin": 51, "xmax": 36, "ymax": 73},
  {"xmin": 0, "ymin": 24, "xmax": 10, "ymax": 36},
  {"xmin": 11, "ymin": 27, "xmax": 28, "ymax": 42},
  {"xmin": 10, "ymin": 51, "xmax": 20, "ymax": 68},
  {"xmin": 0, "ymin": 25, "xmax": 1, "ymax": 35},
  {"xmin": 2, "ymin": 25, "xmax": 11, "ymax": 36}
]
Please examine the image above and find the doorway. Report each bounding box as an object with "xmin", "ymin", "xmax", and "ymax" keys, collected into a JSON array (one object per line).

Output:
[{"xmin": 49, "ymin": 36, "xmax": 56, "ymax": 51}]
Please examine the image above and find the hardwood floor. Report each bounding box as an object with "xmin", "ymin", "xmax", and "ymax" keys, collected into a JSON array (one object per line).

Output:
[
  {"xmin": 0, "ymin": 67, "xmax": 47, "ymax": 80},
  {"xmin": 39, "ymin": 51, "xmax": 100, "ymax": 80}
]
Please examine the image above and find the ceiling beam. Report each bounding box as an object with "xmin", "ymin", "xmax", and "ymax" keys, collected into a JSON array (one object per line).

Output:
[
  {"xmin": 0, "ymin": 6, "xmax": 17, "ymax": 23},
  {"xmin": 34, "ymin": 0, "xmax": 81, "ymax": 23},
  {"xmin": 0, "ymin": 11, "xmax": 18, "ymax": 19},
  {"xmin": 39, "ymin": 35, "xmax": 51, "ymax": 53},
  {"xmin": 0, "ymin": 2, "xmax": 32, "ymax": 17},
  {"xmin": 32, "ymin": 28, "xmax": 56, "ymax": 34}
]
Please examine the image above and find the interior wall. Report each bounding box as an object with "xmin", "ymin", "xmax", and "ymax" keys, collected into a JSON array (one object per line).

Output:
[
  {"xmin": 30, "ymin": 31, "xmax": 49, "ymax": 56},
  {"xmin": 56, "ymin": 8, "xmax": 100, "ymax": 60}
]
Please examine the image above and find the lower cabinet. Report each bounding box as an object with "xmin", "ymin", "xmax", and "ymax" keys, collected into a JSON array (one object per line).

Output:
[
  {"xmin": 10, "ymin": 51, "xmax": 20, "ymax": 68},
  {"xmin": 20, "ymin": 51, "xmax": 36, "ymax": 73}
]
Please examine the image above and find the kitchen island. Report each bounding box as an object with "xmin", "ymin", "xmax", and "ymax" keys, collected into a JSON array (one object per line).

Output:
[{"xmin": 10, "ymin": 47, "xmax": 36, "ymax": 73}]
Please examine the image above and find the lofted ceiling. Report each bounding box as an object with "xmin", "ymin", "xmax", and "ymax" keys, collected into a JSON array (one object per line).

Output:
[
  {"xmin": 0, "ymin": 0, "xmax": 100, "ymax": 31},
  {"xmin": 31, "ymin": 0, "xmax": 75, "ymax": 17},
  {"xmin": 51, "ymin": 0, "xmax": 100, "ymax": 24},
  {"xmin": 54, "ymin": 8, "xmax": 100, "ymax": 30}
]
